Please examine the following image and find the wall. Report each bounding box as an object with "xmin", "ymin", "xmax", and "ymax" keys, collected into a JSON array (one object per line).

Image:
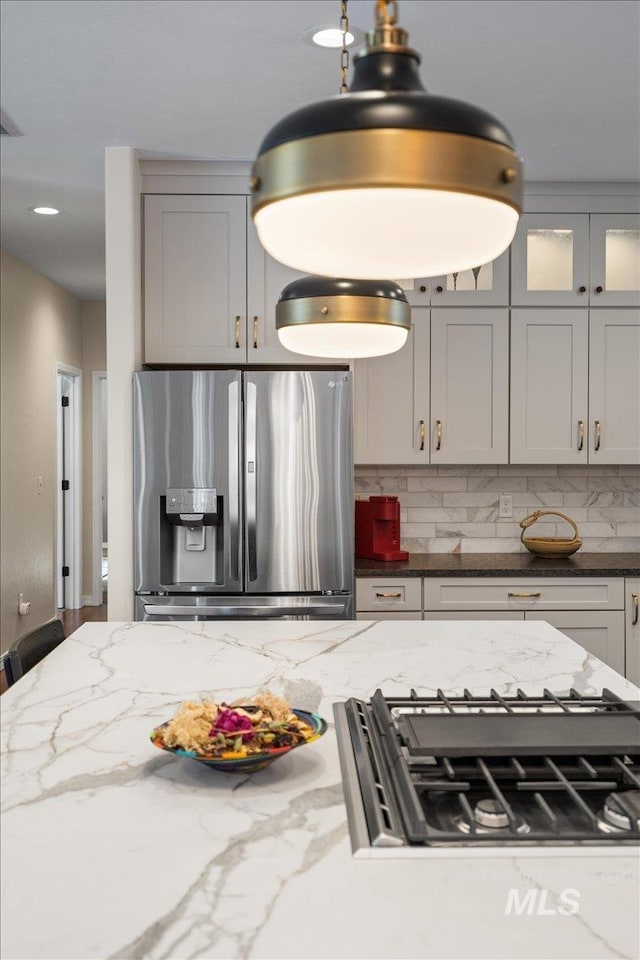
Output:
[
  {"xmin": 81, "ymin": 301, "xmax": 107, "ymax": 601},
  {"xmin": 355, "ymin": 464, "xmax": 640, "ymax": 553},
  {"xmin": 0, "ymin": 249, "xmax": 83, "ymax": 654}
]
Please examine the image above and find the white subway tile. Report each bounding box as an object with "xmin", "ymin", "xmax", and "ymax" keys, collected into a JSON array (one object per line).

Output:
[
  {"xmin": 408, "ymin": 478, "xmax": 467, "ymax": 492},
  {"xmin": 528, "ymin": 478, "xmax": 587, "ymax": 491},
  {"xmin": 461, "ymin": 539, "xmax": 523, "ymax": 553},
  {"xmin": 407, "ymin": 508, "xmax": 467, "ymax": 522},
  {"xmin": 588, "ymin": 477, "xmax": 639, "ymax": 491},
  {"xmin": 444, "ymin": 492, "xmax": 498, "ymax": 507},
  {"xmin": 498, "ymin": 466, "xmax": 558, "ymax": 476},
  {"xmin": 564, "ymin": 492, "xmax": 624, "ymax": 507},
  {"xmin": 468, "ymin": 477, "xmax": 527, "ymax": 491},
  {"xmin": 435, "ymin": 523, "xmax": 496, "ymax": 538},
  {"xmin": 580, "ymin": 538, "xmax": 640, "ymax": 552},
  {"xmin": 557, "ymin": 465, "xmax": 619, "ymax": 476},
  {"xmin": 437, "ymin": 466, "xmax": 497, "ymax": 476},
  {"xmin": 616, "ymin": 523, "xmax": 640, "ymax": 537},
  {"xmin": 401, "ymin": 523, "xmax": 437, "ymax": 538}
]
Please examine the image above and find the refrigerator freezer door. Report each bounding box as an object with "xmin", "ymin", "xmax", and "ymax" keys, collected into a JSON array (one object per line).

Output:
[
  {"xmin": 244, "ymin": 371, "xmax": 354, "ymax": 594},
  {"xmin": 133, "ymin": 370, "xmax": 243, "ymax": 593},
  {"xmin": 136, "ymin": 594, "xmax": 353, "ymax": 620}
]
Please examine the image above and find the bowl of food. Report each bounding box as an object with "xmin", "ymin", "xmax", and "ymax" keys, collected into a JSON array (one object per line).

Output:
[{"xmin": 150, "ymin": 691, "xmax": 327, "ymax": 773}]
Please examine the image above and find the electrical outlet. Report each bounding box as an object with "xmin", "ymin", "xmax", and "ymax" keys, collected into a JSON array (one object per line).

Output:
[{"xmin": 499, "ymin": 494, "xmax": 513, "ymax": 519}]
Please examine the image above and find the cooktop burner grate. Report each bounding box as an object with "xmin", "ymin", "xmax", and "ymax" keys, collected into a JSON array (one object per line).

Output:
[{"xmin": 339, "ymin": 688, "xmax": 640, "ymax": 847}]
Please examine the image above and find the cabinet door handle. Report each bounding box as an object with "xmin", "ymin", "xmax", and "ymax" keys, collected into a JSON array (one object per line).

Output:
[
  {"xmin": 594, "ymin": 285, "xmax": 604, "ymax": 294},
  {"xmin": 435, "ymin": 419, "xmax": 442, "ymax": 451},
  {"xmin": 252, "ymin": 316, "xmax": 259, "ymax": 349},
  {"xmin": 507, "ymin": 591, "xmax": 541, "ymax": 599},
  {"xmin": 633, "ymin": 593, "xmax": 639, "ymax": 626},
  {"xmin": 419, "ymin": 419, "xmax": 425, "ymax": 451},
  {"xmin": 577, "ymin": 285, "xmax": 587, "ymax": 294},
  {"xmin": 577, "ymin": 419, "xmax": 584, "ymax": 452},
  {"xmin": 376, "ymin": 592, "xmax": 402, "ymax": 599},
  {"xmin": 235, "ymin": 315, "xmax": 241, "ymax": 349},
  {"xmin": 594, "ymin": 419, "xmax": 601, "ymax": 451}
]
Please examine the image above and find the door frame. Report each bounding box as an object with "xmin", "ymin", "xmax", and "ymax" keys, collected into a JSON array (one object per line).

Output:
[
  {"xmin": 91, "ymin": 371, "xmax": 107, "ymax": 605},
  {"xmin": 55, "ymin": 363, "xmax": 82, "ymax": 610}
]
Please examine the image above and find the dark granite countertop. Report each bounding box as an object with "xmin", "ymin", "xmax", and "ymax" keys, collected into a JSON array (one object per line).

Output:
[{"xmin": 355, "ymin": 552, "xmax": 640, "ymax": 578}]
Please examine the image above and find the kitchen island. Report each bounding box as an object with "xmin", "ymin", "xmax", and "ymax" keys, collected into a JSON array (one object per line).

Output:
[{"xmin": 2, "ymin": 619, "xmax": 639, "ymax": 960}]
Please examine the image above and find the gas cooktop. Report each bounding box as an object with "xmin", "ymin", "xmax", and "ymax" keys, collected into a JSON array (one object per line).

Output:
[{"xmin": 334, "ymin": 688, "xmax": 640, "ymax": 857}]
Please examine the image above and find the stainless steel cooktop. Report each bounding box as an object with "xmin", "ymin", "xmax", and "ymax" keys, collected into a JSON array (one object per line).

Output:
[{"xmin": 334, "ymin": 689, "xmax": 640, "ymax": 858}]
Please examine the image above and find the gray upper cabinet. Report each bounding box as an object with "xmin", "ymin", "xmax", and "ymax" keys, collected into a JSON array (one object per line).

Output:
[
  {"xmin": 510, "ymin": 309, "xmax": 589, "ymax": 464},
  {"xmin": 353, "ymin": 307, "xmax": 430, "ymax": 464},
  {"xmin": 589, "ymin": 214, "xmax": 640, "ymax": 307},
  {"xmin": 144, "ymin": 194, "xmax": 343, "ymax": 365},
  {"xmin": 511, "ymin": 212, "xmax": 640, "ymax": 307},
  {"xmin": 144, "ymin": 195, "xmax": 247, "ymax": 364},
  {"xmin": 511, "ymin": 214, "xmax": 590, "ymax": 306},
  {"xmin": 406, "ymin": 249, "xmax": 509, "ymax": 307},
  {"xmin": 430, "ymin": 308, "xmax": 509, "ymax": 463},
  {"xmin": 589, "ymin": 310, "xmax": 640, "ymax": 464}
]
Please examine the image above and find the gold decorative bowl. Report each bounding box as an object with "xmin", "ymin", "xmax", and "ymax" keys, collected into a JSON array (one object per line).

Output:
[{"xmin": 520, "ymin": 510, "xmax": 582, "ymax": 559}]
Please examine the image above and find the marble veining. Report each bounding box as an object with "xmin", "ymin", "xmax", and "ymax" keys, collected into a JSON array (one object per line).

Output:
[{"xmin": 2, "ymin": 619, "xmax": 639, "ymax": 960}]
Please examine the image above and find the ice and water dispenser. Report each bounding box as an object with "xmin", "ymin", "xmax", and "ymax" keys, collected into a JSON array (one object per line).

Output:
[{"xmin": 160, "ymin": 487, "xmax": 222, "ymax": 586}]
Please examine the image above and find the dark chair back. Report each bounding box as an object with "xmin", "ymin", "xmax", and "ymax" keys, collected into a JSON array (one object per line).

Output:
[{"xmin": 5, "ymin": 619, "xmax": 66, "ymax": 686}]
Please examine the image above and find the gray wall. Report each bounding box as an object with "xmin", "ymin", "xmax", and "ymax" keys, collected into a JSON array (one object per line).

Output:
[{"xmin": 1, "ymin": 249, "xmax": 106, "ymax": 655}]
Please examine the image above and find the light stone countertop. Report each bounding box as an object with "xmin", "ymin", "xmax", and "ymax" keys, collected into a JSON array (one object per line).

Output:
[{"xmin": 1, "ymin": 619, "xmax": 639, "ymax": 960}]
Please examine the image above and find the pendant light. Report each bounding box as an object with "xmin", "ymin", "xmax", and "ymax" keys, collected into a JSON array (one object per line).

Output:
[
  {"xmin": 274, "ymin": 5, "xmax": 410, "ymax": 361},
  {"xmin": 276, "ymin": 276, "xmax": 411, "ymax": 358},
  {"xmin": 252, "ymin": 0, "xmax": 523, "ymax": 280}
]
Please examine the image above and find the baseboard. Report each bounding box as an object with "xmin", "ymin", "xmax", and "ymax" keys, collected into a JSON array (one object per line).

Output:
[{"xmin": 82, "ymin": 595, "xmax": 102, "ymax": 607}]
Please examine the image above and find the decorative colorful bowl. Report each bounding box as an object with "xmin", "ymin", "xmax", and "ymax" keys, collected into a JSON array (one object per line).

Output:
[{"xmin": 150, "ymin": 709, "xmax": 327, "ymax": 773}]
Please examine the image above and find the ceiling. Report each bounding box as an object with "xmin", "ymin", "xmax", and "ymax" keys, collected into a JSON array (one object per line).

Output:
[{"xmin": 1, "ymin": 0, "xmax": 639, "ymax": 300}]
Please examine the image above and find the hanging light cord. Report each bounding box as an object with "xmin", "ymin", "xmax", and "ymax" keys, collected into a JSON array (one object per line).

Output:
[{"xmin": 340, "ymin": 0, "xmax": 350, "ymax": 93}]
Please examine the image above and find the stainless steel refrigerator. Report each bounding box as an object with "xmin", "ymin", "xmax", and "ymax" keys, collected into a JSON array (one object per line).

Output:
[{"xmin": 133, "ymin": 370, "xmax": 353, "ymax": 620}]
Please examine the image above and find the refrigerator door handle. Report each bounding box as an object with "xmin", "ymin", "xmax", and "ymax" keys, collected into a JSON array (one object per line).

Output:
[
  {"xmin": 143, "ymin": 602, "xmax": 348, "ymax": 618},
  {"xmin": 245, "ymin": 379, "xmax": 258, "ymax": 582},
  {"xmin": 228, "ymin": 379, "xmax": 240, "ymax": 582}
]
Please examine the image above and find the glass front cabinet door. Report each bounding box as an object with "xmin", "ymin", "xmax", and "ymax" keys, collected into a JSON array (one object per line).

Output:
[
  {"xmin": 511, "ymin": 215, "xmax": 590, "ymax": 306},
  {"xmin": 589, "ymin": 215, "xmax": 640, "ymax": 307},
  {"xmin": 511, "ymin": 213, "xmax": 640, "ymax": 307},
  {"xmin": 406, "ymin": 249, "xmax": 509, "ymax": 306}
]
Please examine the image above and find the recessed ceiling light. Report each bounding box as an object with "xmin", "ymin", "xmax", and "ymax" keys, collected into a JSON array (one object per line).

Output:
[
  {"xmin": 30, "ymin": 205, "xmax": 61, "ymax": 216},
  {"xmin": 304, "ymin": 25, "xmax": 362, "ymax": 48}
]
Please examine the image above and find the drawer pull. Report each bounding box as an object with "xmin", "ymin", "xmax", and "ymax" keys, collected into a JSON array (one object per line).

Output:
[
  {"xmin": 507, "ymin": 591, "xmax": 541, "ymax": 599},
  {"xmin": 376, "ymin": 592, "xmax": 402, "ymax": 599},
  {"xmin": 633, "ymin": 592, "xmax": 639, "ymax": 626}
]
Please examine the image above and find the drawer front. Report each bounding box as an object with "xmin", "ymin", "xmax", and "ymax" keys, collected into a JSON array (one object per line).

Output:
[
  {"xmin": 356, "ymin": 611, "xmax": 422, "ymax": 621},
  {"xmin": 423, "ymin": 612, "xmax": 525, "ymax": 621},
  {"xmin": 424, "ymin": 578, "xmax": 624, "ymax": 612},
  {"xmin": 356, "ymin": 577, "xmax": 422, "ymax": 612}
]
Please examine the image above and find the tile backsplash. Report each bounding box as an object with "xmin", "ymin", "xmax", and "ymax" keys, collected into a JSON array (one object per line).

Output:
[{"xmin": 354, "ymin": 464, "xmax": 640, "ymax": 554}]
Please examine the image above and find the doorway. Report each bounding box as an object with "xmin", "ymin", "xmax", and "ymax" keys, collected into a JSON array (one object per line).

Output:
[
  {"xmin": 56, "ymin": 365, "xmax": 82, "ymax": 610},
  {"xmin": 92, "ymin": 371, "xmax": 108, "ymax": 605}
]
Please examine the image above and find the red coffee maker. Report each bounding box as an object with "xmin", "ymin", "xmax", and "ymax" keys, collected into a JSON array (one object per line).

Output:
[{"xmin": 355, "ymin": 496, "xmax": 409, "ymax": 561}]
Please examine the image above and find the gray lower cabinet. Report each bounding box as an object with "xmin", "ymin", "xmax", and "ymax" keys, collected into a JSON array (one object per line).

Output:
[
  {"xmin": 356, "ymin": 575, "xmax": 633, "ymax": 679},
  {"xmin": 525, "ymin": 610, "xmax": 625, "ymax": 675},
  {"xmin": 626, "ymin": 578, "xmax": 640, "ymax": 687}
]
